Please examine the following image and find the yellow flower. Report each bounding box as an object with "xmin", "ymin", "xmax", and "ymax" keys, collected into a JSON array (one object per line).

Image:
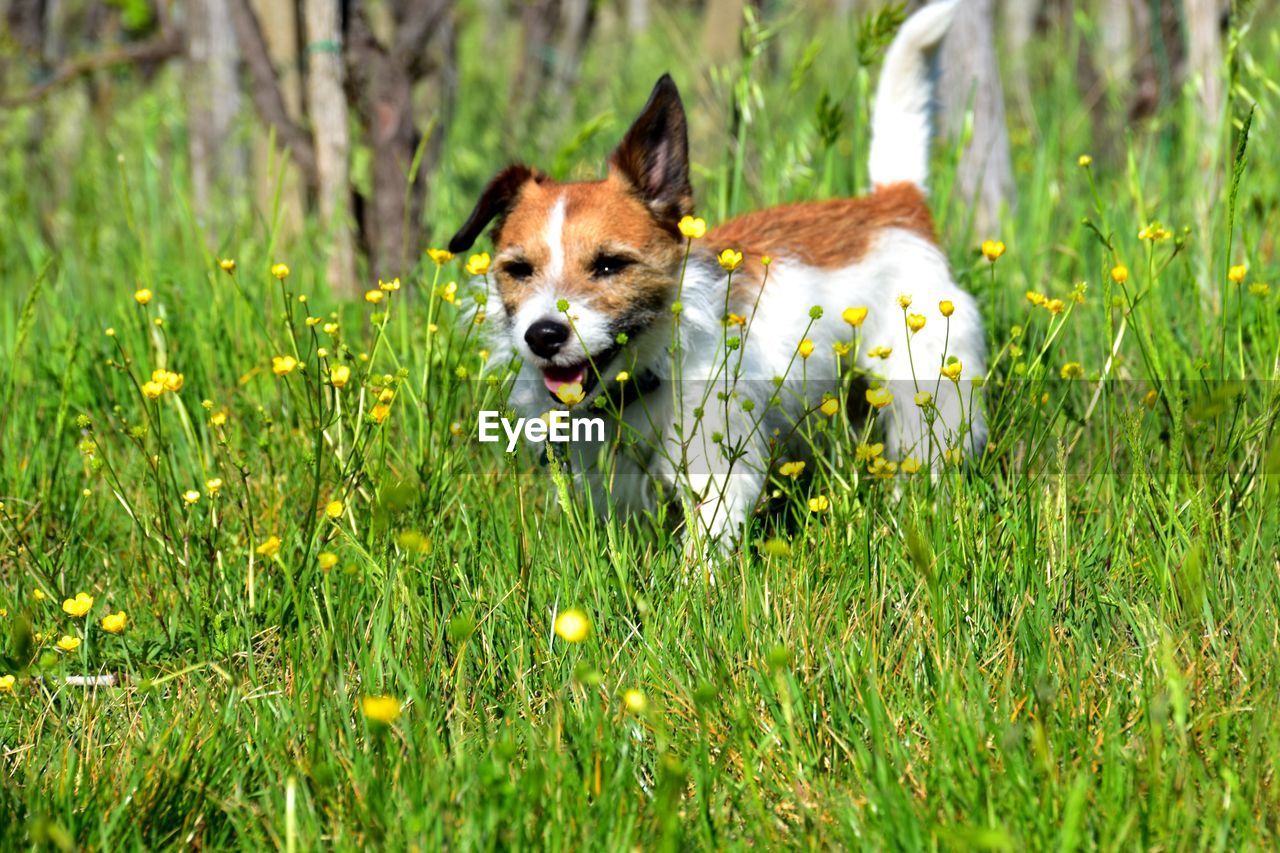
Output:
[
  {"xmin": 678, "ymin": 216, "xmax": 707, "ymax": 239},
  {"xmin": 378, "ymin": 388, "xmax": 395, "ymax": 405},
  {"xmin": 271, "ymin": 263, "xmax": 290, "ymax": 279},
  {"xmin": 1025, "ymin": 291, "xmax": 1047, "ymax": 307},
  {"xmin": 56, "ymin": 635, "xmax": 81, "ymax": 652},
  {"xmin": 255, "ymin": 536, "xmax": 281, "ymax": 558},
  {"xmin": 318, "ymin": 552, "xmax": 339, "ymax": 571},
  {"xmin": 206, "ymin": 478, "xmax": 223, "ymax": 494},
  {"xmin": 1143, "ymin": 389, "xmax": 1158, "ymax": 408},
  {"xmin": 371, "ymin": 404, "xmax": 391, "ymax": 424},
  {"xmin": 944, "ymin": 447, "xmax": 963, "ymax": 465},
  {"xmin": 900, "ymin": 456, "xmax": 921, "ymax": 475},
  {"xmin": 325, "ymin": 500, "xmax": 344, "ymax": 519},
  {"xmin": 440, "ymin": 281, "xmax": 458, "ymax": 304},
  {"xmin": 555, "ymin": 382, "xmax": 585, "ymax": 406},
  {"xmin": 867, "ymin": 457, "xmax": 897, "ymax": 480},
  {"xmin": 906, "ymin": 313, "xmax": 926, "ymax": 333},
  {"xmin": 836, "ymin": 306, "xmax": 868, "ymax": 328},
  {"xmin": 623, "ymin": 689, "xmax": 648, "ymax": 713},
  {"xmin": 142, "ymin": 381, "xmax": 165, "ymax": 400},
  {"xmin": 134, "ymin": 288, "xmax": 153, "ymax": 305},
  {"xmin": 897, "ymin": 294, "xmax": 912, "ymax": 309},
  {"xmin": 865, "ymin": 386, "xmax": 893, "ymax": 409},
  {"xmin": 330, "ymin": 365, "xmax": 351, "ymax": 388},
  {"xmin": 183, "ymin": 490, "xmax": 201, "ymax": 505},
  {"xmin": 361, "ymin": 695, "xmax": 402, "ymax": 725},
  {"xmin": 33, "ymin": 588, "xmax": 46, "ymax": 602},
  {"xmin": 272, "ymin": 355, "xmax": 298, "ymax": 376},
  {"xmin": 219, "ymin": 258, "xmax": 236, "ymax": 272},
  {"xmin": 465, "ymin": 252, "xmax": 492, "ymax": 276},
  {"xmin": 1077, "ymin": 154, "xmax": 1092, "ymax": 167},
  {"xmin": 379, "ymin": 277, "xmax": 402, "ymax": 292},
  {"xmin": 981, "ymin": 240, "xmax": 1006, "ymax": 262},
  {"xmin": 831, "ymin": 341, "xmax": 852, "ymax": 356},
  {"xmin": 449, "ymin": 421, "xmax": 464, "ymax": 437},
  {"xmin": 1138, "ymin": 222, "xmax": 1172, "ymax": 241},
  {"xmin": 797, "ymin": 339, "xmax": 814, "ymax": 358},
  {"xmin": 62, "ymin": 592, "xmax": 94, "ymax": 618},
  {"xmin": 1110, "ymin": 264, "xmax": 1129, "ymax": 284},
  {"xmin": 323, "ymin": 322, "xmax": 340, "ymax": 335},
  {"xmin": 717, "ymin": 248, "xmax": 744, "ymax": 272},
  {"xmin": 855, "ymin": 442, "xmax": 883, "ymax": 462},
  {"xmin": 819, "ymin": 397, "xmax": 840, "ymax": 417},
  {"xmin": 100, "ymin": 611, "xmax": 127, "ymax": 634},
  {"xmin": 940, "ymin": 361, "xmax": 963, "ymax": 381},
  {"xmin": 867, "ymin": 345, "xmax": 893, "ymax": 359},
  {"xmin": 306, "ymin": 316, "xmax": 321, "ymax": 327},
  {"xmin": 1228, "ymin": 264, "xmax": 1247, "ymax": 284},
  {"xmin": 808, "ymin": 495, "xmax": 830, "ymax": 513},
  {"xmin": 939, "ymin": 300, "xmax": 955, "ymax": 317},
  {"xmin": 1045, "ymin": 298, "xmax": 1066, "ymax": 315},
  {"xmin": 150, "ymin": 369, "xmax": 184, "ymax": 392},
  {"xmin": 725, "ymin": 312, "xmax": 746, "ymax": 327},
  {"xmin": 554, "ymin": 608, "xmax": 590, "ymax": 643},
  {"xmin": 0, "ymin": 674, "xmax": 14, "ymax": 693},
  {"xmin": 365, "ymin": 290, "xmax": 385, "ymax": 305},
  {"xmin": 914, "ymin": 391, "xmax": 932, "ymax": 407},
  {"xmin": 1248, "ymin": 282, "xmax": 1270, "ymax": 297},
  {"xmin": 778, "ymin": 460, "xmax": 806, "ymax": 478},
  {"xmin": 210, "ymin": 410, "xmax": 228, "ymax": 426},
  {"xmin": 427, "ymin": 248, "xmax": 454, "ymax": 265},
  {"xmin": 1060, "ymin": 361, "xmax": 1084, "ymax": 379},
  {"xmin": 761, "ymin": 255, "xmax": 772, "ymax": 266}
]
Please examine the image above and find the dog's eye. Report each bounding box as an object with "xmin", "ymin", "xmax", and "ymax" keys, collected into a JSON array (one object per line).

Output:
[
  {"xmin": 591, "ymin": 254, "xmax": 635, "ymax": 278},
  {"xmin": 502, "ymin": 260, "xmax": 534, "ymax": 280}
]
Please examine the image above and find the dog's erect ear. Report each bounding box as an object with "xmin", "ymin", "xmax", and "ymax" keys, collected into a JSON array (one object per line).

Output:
[
  {"xmin": 448, "ymin": 164, "xmax": 538, "ymax": 253},
  {"xmin": 608, "ymin": 74, "xmax": 693, "ymax": 227}
]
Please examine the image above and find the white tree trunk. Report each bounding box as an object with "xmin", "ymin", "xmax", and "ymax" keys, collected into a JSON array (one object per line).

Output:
[
  {"xmin": 250, "ymin": 0, "xmax": 304, "ymax": 237},
  {"xmin": 938, "ymin": 0, "xmax": 1016, "ymax": 235},
  {"xmin": 186, "ymin": 0, "xmax": 244, "ymax": 221},
  {"xmin": 303, "ymin": 0, "xmax": 357, "ymax": 296},
  {"xmin": 1183, "ymin": 0, "xmax": 1224, "ymax": 150}
]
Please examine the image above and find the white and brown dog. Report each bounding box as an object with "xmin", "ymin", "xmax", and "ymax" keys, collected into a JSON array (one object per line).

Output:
[{"xmin": 449, "ymin": 0, "xmax": 984, "ymax": 550}]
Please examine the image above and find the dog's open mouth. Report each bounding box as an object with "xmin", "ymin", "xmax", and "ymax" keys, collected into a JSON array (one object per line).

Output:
[{"xmin": 541, "ymin": 346, "xmax": 619, "ymax": 403}]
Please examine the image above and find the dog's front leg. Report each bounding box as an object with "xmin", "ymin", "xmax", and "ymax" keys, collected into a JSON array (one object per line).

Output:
[{"xmin": 682, "ymin": 468, "xmax": 764, "ymax": 555}]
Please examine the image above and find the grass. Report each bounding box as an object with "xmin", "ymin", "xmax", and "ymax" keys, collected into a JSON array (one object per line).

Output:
[{"xmin": 2, "ymin": 5, "xmax": 1280, "ymax": 848}]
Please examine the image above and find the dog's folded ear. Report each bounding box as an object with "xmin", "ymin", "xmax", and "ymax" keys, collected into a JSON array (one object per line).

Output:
[
  {"xmin": 608, "ymin": 74, "xmax": 693, "ymax": 228},
  {"xmin": 448, "ymin": 164, "xmax": 538, "ymax": 254}
]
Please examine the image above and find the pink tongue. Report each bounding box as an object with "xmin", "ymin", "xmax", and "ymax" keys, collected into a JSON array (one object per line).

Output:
[{"xmin": 542, "ymin": 364, "xmax": 587, "ymax": 393}]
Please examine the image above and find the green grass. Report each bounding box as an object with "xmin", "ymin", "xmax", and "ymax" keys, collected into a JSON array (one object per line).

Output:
[{"xmin": 2, "ymin": 6, "xmax": 1280, "ymax": 848}]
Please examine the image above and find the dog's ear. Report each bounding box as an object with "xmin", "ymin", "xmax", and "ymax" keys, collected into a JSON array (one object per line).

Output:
[
  {"xmin": 608, "ymin": 74, "xmax": 693, "ymax": 227},
  {"xmin": 448, "ymin": 164, "xmax": 538, "ymax": 253}
]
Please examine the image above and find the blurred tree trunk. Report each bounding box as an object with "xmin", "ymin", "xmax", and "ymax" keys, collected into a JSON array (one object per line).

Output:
[
  {"xmin": 186, "ymin": 0, "xmax": 244, "ymax": 225},
  {"xmin": 508, "ymin": 0, "xmax": 596, "ymax": 155},
  {"xmin": 250, "ymin": 0, "xmax": 304, "ymax": 238},
  {"xmin": 303, "ymin": 0, "xmax": 357, "ymax": 296},
  {"xmin": 938, "ymin": 0, "xmax": 1015, "ymax": 235},
  {"xmin": 1001, "ymin": 0, "xmax": 1040, "ymax": 126},
  {"xmin": 1183, "ymin": 0, "xmax": 1224, "ymax": 149},
  {"xmin": 1097, "ymin": 0, "xmax": 1134, "ymax": 86},
  {"xmin": 625, "ymin": 0, "xmax": 649, "ymax": 33}
]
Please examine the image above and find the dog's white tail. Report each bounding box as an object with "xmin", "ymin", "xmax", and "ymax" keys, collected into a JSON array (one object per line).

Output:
[{"xmin": 867, "ymin": 0, "xmax": 960, "ymax": 188}]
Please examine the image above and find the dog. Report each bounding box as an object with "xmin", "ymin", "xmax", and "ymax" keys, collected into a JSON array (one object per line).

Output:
[{"xmin": 448, "ymin": 0, "xmax": 985, "ymax": 551}]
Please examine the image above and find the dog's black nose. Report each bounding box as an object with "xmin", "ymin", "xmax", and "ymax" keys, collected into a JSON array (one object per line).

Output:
[{"xmin": 524, "ymin": 319, "xmax": 571, "ymax": 358}]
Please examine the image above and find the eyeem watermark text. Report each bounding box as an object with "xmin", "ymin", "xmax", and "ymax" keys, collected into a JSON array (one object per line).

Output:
[{"xmin": 477, "ymin": 410, "xmax": 605, "ymax": 452}]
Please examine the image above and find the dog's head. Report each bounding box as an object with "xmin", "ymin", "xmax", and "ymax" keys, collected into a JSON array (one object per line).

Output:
[{"xmin": 449, "ymin": 75, "xmax": 693, "ymax": 401}]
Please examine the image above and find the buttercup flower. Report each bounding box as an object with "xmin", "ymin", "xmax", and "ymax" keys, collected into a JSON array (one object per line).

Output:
[
  {"xmin": 466, "ymin": 252, "xmax": 491, "ymax": 276},
  {"xmin": 362, "ymin": 695, "xmax": 402, "ymax": 725},
  {"xmin": 1249, "ymin": 282, "xmax": 1271, "ymax": 297},
  {"xmin": 365, "ymin": 290, "xmax": 385, "ymax": 305},
  {"xmin": 272, "ymin": 355, "xmax": 298, "ymax": 376},
  {"xmin": 56, "ymin": 635, "xmax": 81, "ymax": 652},
  {"xmin": 717, "ymin": 248, "xmax": 744, "ymax": 272},
  {"xmin": 842, "ymin": 306, "xmax": 868, "ymax": 327},
  {"xmin": 271, "ymin": 263, "xmax": 290, "ymax": 279},
  {"xmin": 555, "ymin": 383, "xmax": 585, "ymax": 406},
  {"xmin": 1026, "ymin": 291, "xmax": 1047, "ymax": 307},
  {"xmin": 370, "ymin": 404, "xmax": 391, "ymax": 424},
  {"xmin": 255, "ymin": 536, "xmax": 281, "ymax": 558},
  {"xmin": 678, "ymin": 216, "xmax": 707, "ymax": 239},
  {"xmin": 897, "ymin": 294, "xmax": 912, "ymax": 309},
  {"xmin": 427, "ymin": 248, "xmax": 454, "ymax": 265},
  {"xmin": 134, "ymin": 288, "xmax": 153, "ymax": 305},
  {"xmin": 62, "ymin": 592, "xmax": 94, "ymax": 618},
  {"xmin": 439, "ymin": 281, "xmax": 458, "ymax": 304},
  {"xmin": 1045, "ymin": 299, "xmax": 1066, "ymax": 315},
  {"xmin": 808, "ymin": 495, "xmax": 830, "ymax": 513},
  {"xmin": 867, "ymin": 345, "xmax": 893, "ymax": 359},
  {"xmin": 778, "ymin": 461, "xmax": 806, "ymax": 478},
  {"xmin": 1060, "ymin": 362, "xmax": 1084, "ymax": 379},
  {"xmin": 797, "ymin": 339, "xmax": 814, "ymax": 358},
  {"xmin": 100, "ymin": 611, "xmax": 127, "ymax": 634},
  {"xmin": 554, "ymin": 609, "xmax": 590, "ymax": 643},
  {"xmin": 330, "ymin": 365, "xmax": 351, "ymax": 388},
  {"xmin": 981, "ymin": 240, "xmax": 1006, "ymax": 262},
  {"xmin": 219, "ymin": 258, "xmax": 236, "ymax": 272},
  {"xmin": 206, "ymin": 478, "xmax": 223, "ymax": 494},
  {"xmin": 142, "ymin": 381, "xmax": 165, "ymax": 400},
  {"xmin": 379, "ymin": 277, "xmax": 402, "ymax": 292},
  {"xmin": 819, "ymin": 397, "xmax": 840, "ymax": 417},
  {"xmin": 901, "ymin": 457, "xmax": 922, "ymax": 475},
  {"xmin": 151, "ymin": 369, "xmax": 184, "ymax": 392},
  {"xmin": 941, "ymin": 361, "xmax": 963, "ymax": 381},
  {"xmin": 183, "ymin": 490, "xmax": 201, "ymax": 505},
  {"xmin": 939, "ymin": 300, "xmax": 955, "ymax": 317},
  {"xmin": 325, "ymin": 500, "xmax": 344, "ymax": 519},
  {"xmin": 210, "ymin": 410, "xmax": 228, "ymax": 426},
  {"xmin": 914, "ymin": 391, "xmax": 933, "ymax": 407},
  {"xmin": 318, "ymin": 552, "xmax": 338, "ymax": 571},
  {"xmin": 1228, "ymin": 264, "xmax": 1247, "ymax": 284},
  {"xmin": 832, "ymin": 341, "xmax": 852, "ymax": 356},
  {"xmin": 623, "ymin": 689, "xmax": 648, "ymax": 713},
  {"xmin": 615, "ymin": 371, "xmax": 630, "ymax": 383},
  {"xmin": 865, "ymin": 386, "xmax": 893, "ymax": 409},
  {"xmin": 0, "ymin": 674, "xmax": 14, "ymax": 693},
  {"xmin": 906, "ymin": 314, "xmax": 926, "ymax": 333},
  {"xmin": 1110, "ymin": 264, "xmax": 1129, "ymax": 284},
  {"xmin": 855, "ymin": 442, "xmax": 883, "ymax": 462},
  {"xmin": 1077, "ymin": 154, "xmax": 1092, "ymax": 167}
]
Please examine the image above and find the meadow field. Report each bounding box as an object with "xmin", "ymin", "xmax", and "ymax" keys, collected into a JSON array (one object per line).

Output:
[{"xmin": 2, "ymin": 4, "xmax": 1279, "ymax": 848}]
